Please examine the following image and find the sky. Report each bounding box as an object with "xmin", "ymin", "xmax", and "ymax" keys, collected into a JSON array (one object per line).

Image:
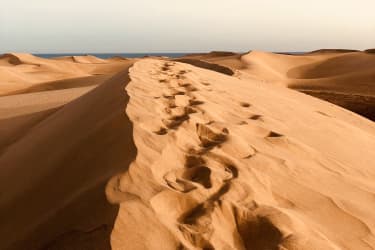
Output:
[{"xmin": 1, "ymin": 0, "xmax": 375, "ymax": 53}]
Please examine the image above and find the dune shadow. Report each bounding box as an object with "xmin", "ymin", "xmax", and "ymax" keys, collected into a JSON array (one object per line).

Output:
[
  {"xmin": 174, "ymin": 58, "xmax": 235, "ymax": 76},
  {"xmin": 0, "ymin": 67, "xmax": 137, "ymax": 250}
]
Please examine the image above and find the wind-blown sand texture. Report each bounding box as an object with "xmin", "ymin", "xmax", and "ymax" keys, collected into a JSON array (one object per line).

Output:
[
  {"xmin": 0, "ymin": 52, "xmax": 374, "ymax": 249},
  {"xmin": 180, "ymin": 50, "xmax": 375, "ymax": 121}
]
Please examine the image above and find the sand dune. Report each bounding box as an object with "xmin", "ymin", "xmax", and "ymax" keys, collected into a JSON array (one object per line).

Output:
[
  {"xmin": 0, "ymin": 53, "xmax": 133, "ymax": 96},
  {"xmin": 52, "ymin": 55, "xmax": 108, "ymax": 64},
  {"xmin": 186, "ymin": 50, "xmax": 375, "ymax": 120},
  {"xmin": 0, "ymin": 67, "xmax": 136, "ymax": 250},
  {"xmin": 299, "ymin": 49, "xmax": 360, "ymax": 55},
  {"xmin": 108, "ymin": 59, "xmax": 375, "ymax": 249},
  {"xmin": 0, "ymin": 52, "xmax": 374, "ymax": 249}
]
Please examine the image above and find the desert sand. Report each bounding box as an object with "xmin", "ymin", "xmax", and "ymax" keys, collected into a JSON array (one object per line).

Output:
[
  {"xmin": 0, "ymin": 52, "xmax": 375, "ymax": 250},
  {"xmin": 180, "ymin": 50, "xmax": 375, "ymax": 121}
]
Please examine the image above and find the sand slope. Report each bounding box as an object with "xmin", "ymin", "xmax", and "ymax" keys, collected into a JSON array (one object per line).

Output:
[
  {"xmin": 108, "ymin": 59, "xmax": 375, "ymax": 250},
  {"xmin": 244, "ymin": 51, "xmax": 375, "ymax": 120},
  {"xmin": 0, "ymin": 67, "xmax": 136, "ymax": 250},
  {"xmin": 187, "ymin": 51, "xmax": 375, "ymax": 121}
]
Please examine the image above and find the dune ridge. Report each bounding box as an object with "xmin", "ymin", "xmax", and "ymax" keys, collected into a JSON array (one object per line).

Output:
[{"xmin": 108, "ymin": 59, "xmax": 375, "ymax": 249}]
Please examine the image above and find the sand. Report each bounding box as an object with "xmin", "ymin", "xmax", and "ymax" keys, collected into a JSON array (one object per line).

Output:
[
  {"xmin": 0, "ymin": 52, "xmax": 374, "ymax": 249},
  {"xmin": 0, "ymin": 53, "xmax": 134, "ymax": 96},
  {"xmin": 181, "ymin": 50, "xmax": 375, "ymax": 120}
]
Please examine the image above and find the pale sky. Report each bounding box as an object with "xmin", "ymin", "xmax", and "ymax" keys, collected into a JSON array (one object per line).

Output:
[{"xmin": 1, "ymin": 0, "xmax": 375, "ymax": 53}]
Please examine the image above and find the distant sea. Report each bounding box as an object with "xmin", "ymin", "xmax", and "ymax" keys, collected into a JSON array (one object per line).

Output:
[
  {"xmin": 34, "ymin": 53, "xmax": 191, "ymax": 59},
  {"xmin": 1, "ymin": 52, "xmax": 308, "ymax": 59}
]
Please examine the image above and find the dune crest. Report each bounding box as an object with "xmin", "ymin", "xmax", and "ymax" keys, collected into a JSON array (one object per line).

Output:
[
  {"xmin": 0, "ymin": 54, "xmax": 23, "ymax": 66},
  {"xmin": 0, "ymin": 53, "xmax": 47, "ymax": 66},
  {"xmin": 108, "ymin": 59, "xmax": 375, "ymax": 249}
]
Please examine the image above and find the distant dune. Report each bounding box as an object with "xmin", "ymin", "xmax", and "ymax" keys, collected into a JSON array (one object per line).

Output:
[
  {"xmin": 52, "ymin": 55, "xmax": 108, "ymax": 64},
  {"xmin": 365, "ymin": 48, "xmax": 375, "ymax": 53},
  {"xmin": 183, "ymin": 50, "xmax": 375, "ymax": 120},
  {"xmin": 302, "ymin": 49, "xmax": 360, "ymax": 54},
  {"xmin": 0, "ymin": 51, "xmax": 374, "ymax": 249},
  {"xmin": 0, "ymin": 53, "xmax": 134, "ymax": 96}
]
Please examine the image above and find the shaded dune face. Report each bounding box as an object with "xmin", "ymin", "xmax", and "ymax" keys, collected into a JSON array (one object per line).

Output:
[
  {"xmin": 0, "ymin": 54, "xmax": 23, "ymax": 65},
  {"xmin": 0, "ymin": 68, "xmax": 137, "ymax": 250},
  {"xmin": 109, "ymin": 59, "xmax": 375, "ymax": 250},
  {"xmin": 174, "ymin": 59, "xmax": 235, "ymax": 76}
]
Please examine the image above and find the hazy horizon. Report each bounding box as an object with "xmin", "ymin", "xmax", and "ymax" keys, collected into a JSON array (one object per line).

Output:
[{"xmin": 1, "ymin": 0, "xmax": 375, "ymax": 53}]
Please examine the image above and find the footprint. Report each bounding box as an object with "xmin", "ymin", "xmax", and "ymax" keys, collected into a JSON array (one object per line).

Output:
[
  {"xmin": 185, "ymin": 85, "xmax": 198, "ymax": 92},
  {"xmin": 178, "ymin": 82, "xmax": 191, "ymax": 87},
  {"xmin": 162, "ymin": 115, "xmax": 189, "ymax": 129},
  {"xmin": 266, "ymin": 131, "xmax": 284, "ymax": 138},
  {"xmin": 184, "ymin": 150, "xmax": 206, "ymax": 168},
  {"xmin": 182, "ymin": 202, "xmax": 214, "ymax": 225},
  {"xmin": 316, "ymin": 111, "xmax": 330, "ymax": 117},
  {"xmin": 153, "ymin": 127, "xmax": 168, "ymax": 135},
  {"xmin": 224, "ymin": 164, "xmax": 238, "ymax": 179},
  {"xmin": 249, "ymin": 114, "xmax": 262, "ymax": 120},
  {"xmin": 164, "ymin": 106, "xmax": 193, "ymax": 120},
  {"xmin": 164, "ymin": 176, "xmax": 197, "ymax": 193},
  {"xmin": 240, "ymin": 102, "xmax": 251, "ymax": 108},
  {"xmin": 161, "ymin": 62, "xmax": 172, "ymax": 70},
  {"xmin": 189, "ymin": 99, "xmax": 205, "ymax": 106},
  {"xmin": 164, "ymin": 99, "xmax": 177, "ymax": 108},
  {"xmin": 164, "ymin": 166, "xmax": 212, "ymax": 192},
  {"xmin": 204, "ymin": 152, "xmax": 239, "ymax": 179},
  {"xmin": 172, "ymin": 90, "xmax": 186, "ymax": 96},
  {"xmin": 234, "ymin": 206, "xmax": 284, "ymax": 250},
  {"xmin": 165, "ymin": 62, "xmax": 175, "ymax": 67},
  {"xmin": 162, "ymin": 106, "xmax": 190, "ymax": 129},
  {"xmin": 182, "ymin": 166, "xmax": 212, "ymax": 189},
  {"xmin": 201, "ymin": 82, "xmax": 211, "ymax": 86},
  {"xmin": 238, "ymin": 121, "xmax": 248, "ymax": 125},
  {"xmin": 178, "ymin": 224, "xmax": 214, "ymax": 249},
  {"xmin": 163, "ymin": 88, "xmax": 185, "ymax": 97},
  {"xmin": 162, "ymin": 93, "xmax": 175, "ymax": 99},
  {"xmin": 196, "ymin": 123, "xmax": 228, "ymax": 148}
]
